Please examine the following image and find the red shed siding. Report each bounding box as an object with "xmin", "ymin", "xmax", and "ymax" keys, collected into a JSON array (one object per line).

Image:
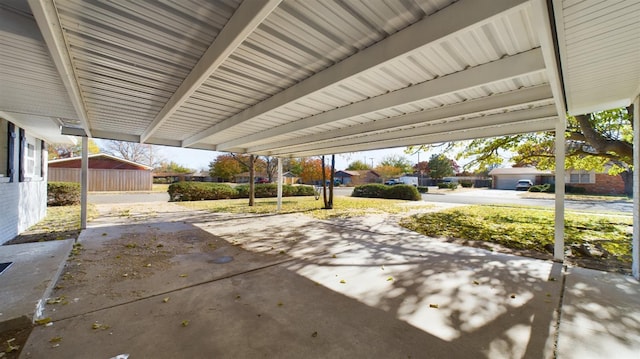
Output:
[{"xmin": 49, "ymin": 157, "xmax": 147, "ymax": 170}]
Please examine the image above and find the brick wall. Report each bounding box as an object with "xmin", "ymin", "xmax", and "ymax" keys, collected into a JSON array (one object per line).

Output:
[{"xmin": 572, "ymin": 173, "xmax": 626, "ymax": 195}]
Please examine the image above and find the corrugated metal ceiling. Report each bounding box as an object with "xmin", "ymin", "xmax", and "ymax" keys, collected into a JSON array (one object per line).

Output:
[{"xmin": 9, "ymin": 0, "xmax": 635, "ymax": 157}]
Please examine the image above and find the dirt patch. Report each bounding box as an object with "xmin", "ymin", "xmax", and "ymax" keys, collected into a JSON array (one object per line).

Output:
[
  {"xmin": 0, "ymin": 321, "xmax": 33, "ymax": 359},
  {"xmin": 53, "ymin": 228, "xmax": 223, "ymax": 301}
]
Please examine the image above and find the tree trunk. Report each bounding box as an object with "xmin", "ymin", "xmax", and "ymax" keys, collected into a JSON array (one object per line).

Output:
[
  {"xmin": 249, "ymin": 155, "xmax": 255, "ymax": 206},
  {"xmin": 328, "ymin": 155, "xmax": 335, "ymax": 209},
  {"xmin": 620, "ymin": 170, "xmax": 633, "ymax": 197},
  {"xmin": 321, "ymin": 155, "xmax": 328, "ymax": 209}
]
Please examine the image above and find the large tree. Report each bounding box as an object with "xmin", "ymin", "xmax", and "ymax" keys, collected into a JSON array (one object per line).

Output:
[
  {"xmin": 104, "ymin": 140, "xmax": 162, "ymax": 167},
  {"xmin": 48, "ymin": 139, "xmax": 100, "ymax": 160},
  {"xmin": 427, "ymin": 154, "xmax": 458, "ymax": 179},
  {"xmin": 346, "ymin": 160, "xmax": 371, "ymax": 170},
  {"xmin": 379, "ymin": 154, "xmax": 413, "ymax": 174},
  {"xmin": 155, "ymin": 161, "xmax": 192, "ymax": 174},
  {"xmin": 410, "ymin": 107, "xmax": 634, "ymax": 194}
]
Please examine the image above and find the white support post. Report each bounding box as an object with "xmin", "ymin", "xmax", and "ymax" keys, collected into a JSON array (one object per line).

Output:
[
  {"xmin": 554, "ymin": 121, "xmax": 566, "ymax": 261},
  {"xmin": 633, "ymin": 95, "xmax": 639, "ymax": 279},
  {"xmin": 276, "ymin": 158, "xmax": 283, "ymax": 212},
  {"xmin": 80, "ymin": 137, "xmax": 88, "ymax": 230}
]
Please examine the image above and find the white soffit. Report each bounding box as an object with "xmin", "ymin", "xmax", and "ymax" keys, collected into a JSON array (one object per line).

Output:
[
  {"xmin": 554, "ymin": 0, "xmax": 640, "ymax": 115},
  {"xmin": 4, "ymin": 0, "xmax": 570, "ymax": 155}
]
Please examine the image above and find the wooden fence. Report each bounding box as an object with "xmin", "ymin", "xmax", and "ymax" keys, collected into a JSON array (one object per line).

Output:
[{"xmin": 48, "ymin": 168, "xmax": 152, "ymax": 191}]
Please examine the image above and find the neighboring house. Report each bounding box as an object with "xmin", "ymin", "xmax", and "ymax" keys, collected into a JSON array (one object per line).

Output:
[
  {"xmin": 234, "ymin": 172, "xmax": 269, "ymax": 183},
  {"xmin": 0, "ymin": 118, "xmax": 49, "ymax": 244},
  {"xmin": 489, "ymin": 167, "xmax": 626, "ymax": 194},
  {"xmin": 334, "ymin": 170, "xmax": 381, "ymax": 185},
  {"xmin": 49, "ymin": 154, "xmax": 152, "ymax": 191},
  {"xmin": 565, "ymin": 169, "xmax": 625, "ymax": 195},
  {"xmin": 488, "ymin": 167, "xmax": 554, "ymax": 190}
]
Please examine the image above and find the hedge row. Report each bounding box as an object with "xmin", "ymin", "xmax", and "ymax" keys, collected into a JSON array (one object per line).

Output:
[
  {"xmin": 351, "ymin": 184, "xmax": 420, "ymax": 201},
  {"xmin": 528, "ymin": 183, "xmax": 588, "ymax": 194},
  {"xmin": 48, "ymin": 182, "xmax": 81, "ymax": 206},
  {"xmin": 437, "ymin": 182, "xmax": 458, "ymax": 189},
  {"xmin": 168, "ymin": 182, "xmax": 314, "ymax": 201}
]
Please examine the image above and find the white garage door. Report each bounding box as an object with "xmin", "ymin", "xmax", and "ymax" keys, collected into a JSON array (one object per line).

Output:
[{"xmin": 495, "ymin": 175, "xmax": 536, "ymax": 190}]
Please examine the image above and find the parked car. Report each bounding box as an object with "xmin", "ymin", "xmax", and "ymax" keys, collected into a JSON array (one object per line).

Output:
[
  {"xmin": 254, "ymin": 177, "xmax": 269, "ymax": 184},
  {"xmin": 384, "ymin": 179, "xmax": 402, "ymax": 185},
  {"xmin": 515, "ymin": 179, "xmax": 533, "ymax": 191}
]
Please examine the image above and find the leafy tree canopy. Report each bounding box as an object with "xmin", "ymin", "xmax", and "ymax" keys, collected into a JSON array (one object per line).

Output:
[
  {"xmin": 299, "ymin": 157, "xmax": 330, "ymax": 184},
  {"xmin": 407, "ymin": 106, "xmax": 634, "ymax": 193},
  {"xmin": 427, "ymin": 153, "xmax": 459, "ymax": 179},
  {"xmin": 346, "ymin": 160, "xmax": 371, "ymax": 170},
  {"xmin": 48, "ymin": 139, "xmax": 100, "ymax": 160},
  {"xmin": 155, "ymin": 161, "xmax": 192, "ymax": 174},
  {"xmin": 379, "ymin": 154, "xmax": 413, "ymax": 174}
]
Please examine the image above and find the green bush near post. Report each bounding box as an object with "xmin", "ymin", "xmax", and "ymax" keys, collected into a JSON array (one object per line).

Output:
[
  {"xmin": 168, "ymin": 182, "xmax": 237, "ymax": 201},
  {"xmin": 417, "ymin": 186, "xmax": 429, "ymax": 193},
  {"xmin": 459, "ymin": 180, "xmax": 473, "ymax": 188},
  {"xmin": 48, "ymin": 182, "xmax": 81, "ymax": 206},
  {"xmin": 169, "ymin": 182, "xmax": 316, "ymax": 201},
  {"xmin": 352, "ymin": 184, "xmax": 420, "ymax": 201}
]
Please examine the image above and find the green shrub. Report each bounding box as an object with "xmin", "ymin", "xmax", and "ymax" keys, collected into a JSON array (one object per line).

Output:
[
  {"xmin": 352, "ymin": 184, "xmax": 387, "ymax": 198},
  {"xmin": 294, "ymin": 185, "xmax": 315, "ymax": 196},
  {"xmin": 417, "ymin": 186, "xmax": 429, "ymax": 193},
  {"xmin": 235, "ymin": 184, "xmax": 314, "ymax": 198},
  {"xmin": 437, "ymin": 182, "xmax": 458, "ymax": 189},
  {"xmin": 460, "ymin": 180, "xmax": 473, "ymax": 188},
  {"xmin": 352, "ymin": 184, "xmax": 420, "ymax": 201},
  {"xmin": 168, "ymin": 182, "xmax": 236, "ymax": 201},
  {"xmin": 48, "ymin": 182, "xmax": 81, "ymax": 206}
]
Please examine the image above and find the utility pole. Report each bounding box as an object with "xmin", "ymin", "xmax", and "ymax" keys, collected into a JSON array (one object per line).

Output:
[{"xmin": 368, "ymin": 157, "xmax": 374, "ymax": 169}]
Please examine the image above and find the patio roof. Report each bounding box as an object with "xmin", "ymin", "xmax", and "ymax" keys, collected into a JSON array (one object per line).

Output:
[
  {"xmin": 0, "ymin": 0, "xmax": 638, "ymax": 277},
  {"xmin": 0, "ymin": 1, "xmax": 637, "ymax": 153}
]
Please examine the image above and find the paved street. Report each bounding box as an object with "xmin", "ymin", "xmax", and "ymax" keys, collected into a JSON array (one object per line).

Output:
[{"xmin": 88, "ymin": 187, "xmax": 633, "ymax": 214}]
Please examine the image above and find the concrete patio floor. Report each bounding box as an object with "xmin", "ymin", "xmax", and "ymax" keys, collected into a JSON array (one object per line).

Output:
[{"xmin": 8, "ymin": 202, "xmax": 640, "ymax": 358}]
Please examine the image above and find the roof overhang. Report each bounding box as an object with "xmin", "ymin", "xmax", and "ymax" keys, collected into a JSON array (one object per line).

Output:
[{"xmin": 0, "ymin": 0, "xmax": 637, "ymax": 155}]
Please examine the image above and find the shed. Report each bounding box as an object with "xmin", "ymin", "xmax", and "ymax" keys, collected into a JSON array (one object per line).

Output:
[{"xmin": 49, "ymin": 154, "xmax": 152, "ymax": 191}]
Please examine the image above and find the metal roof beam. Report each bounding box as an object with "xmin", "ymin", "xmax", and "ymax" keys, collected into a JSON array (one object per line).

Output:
[
  {"xmin": 221, "ymin": 48, "xmax": 545, "ymax": 151},
  {"xmin": 247, "ymin": 85, "xmax": 553, "ymax": 153},
  {"xmin": 268, "ymin": 106, "xmax": 557, "ymax": 156},
  {"xmin": 140, "ymin": 0, "xmax": 282, "ymax": 143},
  {"xmin": 182, "ymin": 0, "xmax": 529, "ymax": 147},
  {"xmin": 28, "ymin": 0, "xmax": 92, "ymax": 137},
  {"xmin": 282, "ymin": 117, "xmax": 558, "ymax": 158}
]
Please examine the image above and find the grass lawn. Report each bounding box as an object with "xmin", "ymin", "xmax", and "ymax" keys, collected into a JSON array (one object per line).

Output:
[
  {"xmin": 400, "ymin": 205, "xmax": 632, "ymax": 262},
  {"xmin": 6, "ymin": 205, "xmax": 99, "ymax": 244},
  {"xmin": 177, "ymin": 196, "xmax": 432, "ymax": 219}
]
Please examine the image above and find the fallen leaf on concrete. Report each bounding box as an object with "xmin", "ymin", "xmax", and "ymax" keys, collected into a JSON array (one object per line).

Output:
[
  {"xmin": 35, "ymin": 317, "xmax": 51, "ymax": 326},
  {"xmin": 339, "ymin": 279, "xmax": 346, "ymax": 284},
  {"xmin": 162, "ymin": 297, "xmax": 170, "ymax": 303},
  {"xmin": 144, "ymin": 263, "xmax": 151, "ymax": 267},
  {"xmin": 473, "ymin": 280, "xmax": 480, "ymax": 285},
  {"xmin": 181, "ymin": 320, "xmax": 189, "ymax": 327},
  {"xmin": 49, "ymin": 337, "xmax": 62, "ymax": 343},
  {"xmin": 387, "ymin": 277, "xmax": 393, "ymax": 281},
  {"xmin": 92, "ymin": 322, "xmax": 110, "ymax": 330},
  {"xmin": 332, "ymin": 254, "xmax": 337, "ymax": 258},
  {"xmin": 311, "ymin": 331, "xmax": 318, "ymax": 338},
  {"xmin": 179, "ymin": 274, "xmax": 188, "ymax": 277},
  {"xmin": 46, "ymin": 296, "xmax": 66, "ymax": 305},
  {"xmin": 429, "ymin": 304, "xmax": 439, "ymax": 309}
]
